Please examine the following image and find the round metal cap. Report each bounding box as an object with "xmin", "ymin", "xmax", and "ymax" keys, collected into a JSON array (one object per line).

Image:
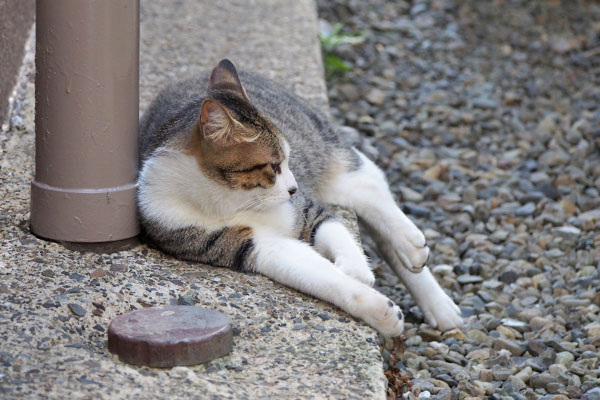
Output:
[{"xmin": 108, "ymin": 305, "xmax": 233, "ymax": 367}]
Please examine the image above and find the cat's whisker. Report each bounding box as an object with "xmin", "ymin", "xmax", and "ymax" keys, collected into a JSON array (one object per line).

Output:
[
  {"xmin": 235, "ymin": 194, "xmax": 281, "ymax": 213},
  {"xmin": 235, "ymin": 196, "xmax": 269, "ymax": 212}
]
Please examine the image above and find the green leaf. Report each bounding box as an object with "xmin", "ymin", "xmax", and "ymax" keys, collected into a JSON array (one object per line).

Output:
[
  {"xmin": 324, "ymin": 55, "xmax": 350, "ymax": 77},
  {"xmin": 319, "ymin": 23, "xmax": 363, "ymax": 77}
]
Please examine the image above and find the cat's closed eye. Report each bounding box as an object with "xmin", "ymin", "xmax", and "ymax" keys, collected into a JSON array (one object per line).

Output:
[
  {"xmin": 230, "ymin": 163, "xmax": 268, "ymax": 173},
  {"xmin": 270, "ymin": 163, "xmax": 281, "ymax": 174}
]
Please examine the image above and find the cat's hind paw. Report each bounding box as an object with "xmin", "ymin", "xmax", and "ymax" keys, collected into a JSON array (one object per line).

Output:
[
  {"xmin": 394, "ymin": 227, "xmax": 430, "ymax": 273},
  {"xmin": 418, "ymin": 286, "xmax": 463, "ymax": 331}
]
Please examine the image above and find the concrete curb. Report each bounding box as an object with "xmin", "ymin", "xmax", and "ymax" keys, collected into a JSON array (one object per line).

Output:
[
  {"xmin": 0, "ymin": 1, "xmax": 387, "ymax": 399},
  {"xmin": 0, "ymin": 0, "xmax": 34, "ymax": 127}
]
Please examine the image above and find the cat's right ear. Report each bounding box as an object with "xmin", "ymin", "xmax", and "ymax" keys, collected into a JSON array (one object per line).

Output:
[
  {"xmin": 199, "ymin": 99, "xmax": 238, "ymax": 144},
  {"xmin": 208, "ymin": 59, "xmax": 250, "ymax": 101}
]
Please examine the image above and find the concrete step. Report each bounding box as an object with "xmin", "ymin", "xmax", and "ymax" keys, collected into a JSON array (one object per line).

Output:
[{"xmin": 0, "ymin": 0, "xmax": 386, "ymax": 399}]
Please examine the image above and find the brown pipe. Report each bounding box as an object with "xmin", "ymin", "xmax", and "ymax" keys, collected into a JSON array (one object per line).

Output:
[{"xmin": 31, "ymin": 0, "xmax": 140, "ymax": 243}]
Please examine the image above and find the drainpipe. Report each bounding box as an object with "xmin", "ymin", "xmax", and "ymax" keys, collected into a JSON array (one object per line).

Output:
[{"xmin": 31, "ymin": 0, "xmax": 140, "ymax": 248}]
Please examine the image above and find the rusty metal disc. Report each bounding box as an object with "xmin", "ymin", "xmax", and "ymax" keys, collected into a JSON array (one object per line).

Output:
[{"xmin": 108, "ymin": 305, "xmax": 232, "ymax": 367}]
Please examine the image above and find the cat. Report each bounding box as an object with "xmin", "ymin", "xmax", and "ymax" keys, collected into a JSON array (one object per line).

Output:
[{"xmin": 137, "ymin": 59, "xmax": 463, "ymax": 336}]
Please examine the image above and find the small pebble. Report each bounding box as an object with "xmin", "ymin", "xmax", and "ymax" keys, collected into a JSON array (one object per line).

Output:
[{"xmin": 67, "ymin": 303, "xmax": 86, "ymax": 318}]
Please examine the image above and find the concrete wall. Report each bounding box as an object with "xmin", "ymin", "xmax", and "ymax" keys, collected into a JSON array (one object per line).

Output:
[{"xmin": 0, "ymin": 0, "xmax": 35, "ymax": 125}]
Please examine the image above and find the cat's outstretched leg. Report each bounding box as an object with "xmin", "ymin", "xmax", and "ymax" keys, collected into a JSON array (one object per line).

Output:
[
  {"xmin": 318, "ymin": 150, "xmax": 463, "ymax": 331},
  {"xmin": 252, "ymin": 234, "xmax": 403, "ymax": 336},
  {"xmin": 313, "ymin": 220, "xmax": 375, "ymax": 286},
  {"xmin": 372, "ymin": 234, "xmax": 463, "ymax": 331}
]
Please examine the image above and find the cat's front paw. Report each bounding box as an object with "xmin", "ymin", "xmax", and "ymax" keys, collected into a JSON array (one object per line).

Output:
[
  {"xmin": 350, "ymin": 288, "xmax": 404, "ymax": 337},
  {"xmin": 370, "ymin": 297, "xmax": 404, "ymax": 337},
  {"xmin": 336, "ymin": 255, "xmax": 375, "ymax": 287}
]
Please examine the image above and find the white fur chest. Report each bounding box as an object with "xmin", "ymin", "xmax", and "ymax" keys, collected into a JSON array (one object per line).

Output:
[{"xmin": 232, "ymin": 202, "xmax": 296, "ymax": 237}]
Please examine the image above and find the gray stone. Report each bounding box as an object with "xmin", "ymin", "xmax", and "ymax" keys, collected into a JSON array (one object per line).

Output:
[
  {"xmin": 537, "ymin": 182, "xmax": 560, "ymax": 200},
  {"xmin": 500, "ymin": 269, "xmax": 519, "ymax": 284},
  {"xmin": 545, "ymin": 248, "xmax": 565, "ymax": 258},
  {"xmin": 548, "ymin": 363, "xmax": 568, "ymax": 377},
  {"xmin": 365, "ymin": 88, "xmax": 386, "ymax": 105},
  {"xmin": 435, "ymin": 374, "xmax": 458, "ymax": 387},
  {"xmin": 492, "ymin": 338, "xmax": 524, "ymax": 356},
  {"xmin": 405, "ymin": 335, "xmax": 422, "ymax": 346},
  {"xmin": 530, "ymin": 372, "xmax": 554, "ymax": 389},
  {"xmin": 578, "ymin": 266, "xmax": 598, "ymax": 277},
  {"xmin": 571, "ymin": 360, "xmax": 589, "ymax": 376},
  {"xmin": 526, "ymin": 339, "xmax": 547, "ymax": 356},
  {"xmin": 403, "ymin": 203, "xmax": 432, "ymax": 217},
  {"xmin": 515, "ymin": 202, "xmax": 536, "ymax": 217},
  {"xmin": 472, "ymin": 97, "xmax": 499, "ymax": 109},
  {"xmin": 578, "ymin": 209, "xmax": 600, "ymax": 223},
  {"xmin": 540, "ymin": 349, "xmax": 557, "ymax": 366},
  {"xmin": 338, "ymin": 84, "xmax": 360, "ymax": 101},
  {"xmin": 524, "ymin": 359, "xmax": 544, "ymax": 372},
  {"xmin": 457, "ymin": 275, "xmax": 484, "ymax": 284},
  {"xmin": 583, "ymin": 387, "xmax": 600, "ymax": 400},
  {"xmin": 553, "ymin": 225, "xmax": 581, "ymax": 237},
  {"xmin": 515, "ymin": 366, "xmax": 533, "ymax": 383},
  {"xmin": 68, "ymin": 303, "xmax": 87, "ymax": 318},
  {"xmin": 492, "ymin": 366, "xmax": 512, "ymax": 381},
  {"xmin": 546, "ymin": 382, "xmax": 565, "ymax": 393},
  {"xmin": 490, "ymin": 230, "xmax": 509, "ymax": 243},
  {"xmin": 503, "ymin": 375, "xmax": 526, "ymax": 391},
  {"xmin": 460, "ymin": 306, "xmax": 477, "ymax": 317},
  {"xmin": 436, "ymin": 389, "xmax": 452, "ymax": 400},
  {"xmin": 483, "ymin": 280, "xmax": 503, "ymax": 290},
  {"xmin": 398, "ymin": 186, "xmax": 424, "ymax": 202},
  {"xmin": 539, "ymin": 150, "xmax": 570, "ymax": 166}
]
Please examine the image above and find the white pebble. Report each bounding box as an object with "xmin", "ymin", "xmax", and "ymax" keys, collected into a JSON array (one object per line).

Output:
[{"xmin": 432, "ymin": 264, "xmax": 453, "ymax": 276}]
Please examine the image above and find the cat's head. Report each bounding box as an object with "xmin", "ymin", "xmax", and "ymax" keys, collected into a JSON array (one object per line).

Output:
[{"xmin": 187, "ymin": 59, "xmax": 297, "ymax": 211}]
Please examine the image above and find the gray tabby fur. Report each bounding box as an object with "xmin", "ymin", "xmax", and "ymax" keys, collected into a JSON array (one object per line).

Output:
[{"xmin": 138, "ymin": 70, "xmax": 354, "ymax": 269}]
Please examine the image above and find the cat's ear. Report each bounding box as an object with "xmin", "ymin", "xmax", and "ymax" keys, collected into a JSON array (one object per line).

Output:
[
  {"xmin": 208, "ymin": 59, "xmax": 250, "ymax": 101},
  {"xmin": 199, "ymin": 99, "xmax": 237, "ymax": 143}
]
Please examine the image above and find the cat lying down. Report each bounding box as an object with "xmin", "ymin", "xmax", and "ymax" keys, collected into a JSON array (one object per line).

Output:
[{"xmin": 137, "ymin": 59, "xmax": 463, "ymax": 336}]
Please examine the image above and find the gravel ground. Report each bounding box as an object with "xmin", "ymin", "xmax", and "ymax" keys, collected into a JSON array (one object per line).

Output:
[{"xmin": 317, "ymin": 0, "xmax": 600, "ymax": 398}]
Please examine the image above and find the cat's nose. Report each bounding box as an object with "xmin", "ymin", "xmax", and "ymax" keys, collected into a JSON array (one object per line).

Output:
[{"xmin": 288, "ymin": 187, "xmax": 297, "ymax": 196}]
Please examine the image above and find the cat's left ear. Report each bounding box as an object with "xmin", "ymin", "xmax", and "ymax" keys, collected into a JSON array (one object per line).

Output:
[
  {"xmin": 208, "ymin": 59, "xmax": 250, "ymax": 101},
  {"xmin": 199, "ymin": 99, "xmax": 238, "ymax": 144}
]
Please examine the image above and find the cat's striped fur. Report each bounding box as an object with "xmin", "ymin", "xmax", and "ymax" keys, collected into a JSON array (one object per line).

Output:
[
  {"xmin": 138, "ymin": 60, "xmax": 463, "ymax": 335},
  {"xmin": 140, "ymin": 190, "xmax": 333, "ymax": 272}
]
